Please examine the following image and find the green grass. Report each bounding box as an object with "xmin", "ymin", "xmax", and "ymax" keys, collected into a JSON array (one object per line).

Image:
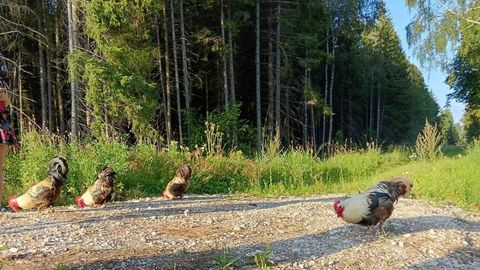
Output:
[
  {"xmin": 376, "ymin": 146, "xmax": 480, "ymax": 209},
  {"xmin": 253, "ymin": 245, "xmax": 273, "ymax": 269},
  {"xmin": 54, "ymin": 264, "xmax": 71, "ymax": 270},
  {"xmin": 2, "ymin": 131, "xmax": 479, "ymax": 211},
  {"xmin": 212, "ymin": 249, "xmax": 239, "ymax": 270}
]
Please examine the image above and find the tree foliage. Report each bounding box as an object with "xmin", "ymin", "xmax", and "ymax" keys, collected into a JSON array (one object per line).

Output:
[
  {"xmin": 0, "ymin": 0, "xmax": 441, "ymax": 152},
  {"xmin": 407, "ymin": 0, "xmax": 479, "ymax": 142},
  {"xmin": 438, "ymin": 108, "xmax": 458, "ymax": 144}
]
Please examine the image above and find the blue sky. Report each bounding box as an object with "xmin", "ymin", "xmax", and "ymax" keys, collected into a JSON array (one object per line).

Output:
[{"xmin": 385, "ymin": 0, "xmax": 465, "ymax": 123}]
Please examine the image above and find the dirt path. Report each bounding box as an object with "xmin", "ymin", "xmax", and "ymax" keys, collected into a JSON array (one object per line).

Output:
[{"xmin": 0, "ymin": 195, "xmax": 479, "ymax": 270}]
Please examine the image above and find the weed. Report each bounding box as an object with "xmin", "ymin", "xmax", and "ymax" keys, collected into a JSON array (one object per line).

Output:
[
  {"xmin": 253, "ymin": 245, "xmax": 273, "ymax": 269},
  {"xmin": 205, "ymin": 122, "xmax": 224, "ymax": 156},
  {"xmin": 54, "ymin": 263, "xmax": 71, "ymax": 270},
  {"xmin": 212, "ymin": 249, "xmax": 239, "ymax": 270},
  {"xmin": 415, "ymin": 121, "xmax": 444, "ymax": 160}
]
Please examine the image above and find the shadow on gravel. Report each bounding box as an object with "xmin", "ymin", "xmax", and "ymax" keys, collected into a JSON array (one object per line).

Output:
[
  {"xmin": 1, "ymin": 196, "xmax": 344, "ymax": 234},
  {"xmin": 71, "ymin": 215, "xmax": 480, "ymax": 270},
  {"xmin": 407, "ymin": 247, "xmax": 480, "ymax": 269}
]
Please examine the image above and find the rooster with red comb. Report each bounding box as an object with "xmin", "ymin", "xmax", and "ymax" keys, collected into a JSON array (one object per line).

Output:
[
  {"xmin": 8, "ymin": 156, "xmax": 68, "ymax": 213},
  {"xmin": 333, "ymin": 177, "xmax": 412, "ymax": 234},
  {"xmin": 76, "ymin": 166, "xmax": 116, "ymax": 208}
]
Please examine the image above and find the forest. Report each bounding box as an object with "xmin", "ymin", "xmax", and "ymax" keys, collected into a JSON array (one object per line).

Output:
[{"xmin": 0, "ymin": 0, "xmax": 457, "ymax": 152}]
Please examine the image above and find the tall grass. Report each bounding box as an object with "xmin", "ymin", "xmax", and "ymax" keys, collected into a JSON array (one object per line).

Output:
[
  {"xmin": 376, "ymin": 146, "xmax": 480, "ymax": 209},
  {"xmin": 2, "ymin": 131, "xmax": 479, "ymax": 210}
]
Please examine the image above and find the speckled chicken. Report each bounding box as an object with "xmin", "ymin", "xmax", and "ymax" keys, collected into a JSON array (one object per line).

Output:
[
  {"xmin": 8, "ymin": 156, "xmax": 69, "ymax": 213},
  {"xmin": 333, "ymin": 177, "xmax": 413, "ymax": 233},
  {"xmin": 163, "ymin": 165, "xmax": 192, "ymax": 200},
  {"xmin": 76, "ymin": 166, "xmax": 116, "ymax": 208}
]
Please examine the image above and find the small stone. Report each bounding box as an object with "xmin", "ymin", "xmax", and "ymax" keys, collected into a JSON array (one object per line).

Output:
[
  {"xmin": 404, "ymin": 233, "xmax": 412, "ymax": 238},
  {"xmin": 463, "ymin": 241, "xmax": 469, "ymax": 246},
  {"xmin": 184, "ymin": 210, "xmax": 190, "ymax": 216},
  {"xmin": 233, "ymin": 226, "xmax": 241, "ymax": 231},
  {"xmin": 398, "ymin": 241, "xmax": 404, "ymax": 247},
  {"xmin": 151, "ymin": 232, "xmax": 157, "ymax": 236},
  {"xmin": 150, "ymin": 216, "xmax": 157, "ymax": 220},
  {"xmin": 9, "ymin": 248, "xmax": 18, "ymax": 253},
  {"xmin": 272, "ymin": 255, "xmax": 282, "ymax": 261},
  {"xmin": 429, "ymin": 229, "xmax": 435, "ymax": 234},
  {"xmin": 428, "ymin": 249, "xmax": 434, "ymax": 254}
]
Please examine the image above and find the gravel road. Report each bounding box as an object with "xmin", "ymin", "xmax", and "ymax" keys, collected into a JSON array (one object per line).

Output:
[{"xmin": 0, "ymin": 195, "xmax": 479, "ymax": 270}]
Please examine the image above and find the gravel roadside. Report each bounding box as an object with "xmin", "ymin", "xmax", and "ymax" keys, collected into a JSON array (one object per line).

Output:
[{"xmin": 0, "ymin": 195, "xmax": 479, "ymax": 270}]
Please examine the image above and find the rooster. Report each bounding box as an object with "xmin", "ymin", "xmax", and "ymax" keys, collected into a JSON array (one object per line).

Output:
[
  {"xmin": 333, "ymin": 177, "xmax": 413, "ymax": 233},
  {"xmin": 75, "ymin": 166, "xmax": 116, "ymax": 208},
  {"xmin": 8, "ymin": 156, "xmax": 69, "ymax": 213},
  {"xmin": 163, "ymin": 164, "xmax": 192, "ymax": 200}
]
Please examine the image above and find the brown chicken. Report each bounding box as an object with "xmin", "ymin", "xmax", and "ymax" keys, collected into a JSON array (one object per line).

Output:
[
  {"xmin": 8, "ymin": 156, "xmax": 69, "ymax": 213},
  {"xmin": 163, "ymin": 165, "xmax": 192, "ymax": 200},
  {"xmin": 333, "ymin": 177, "xmax": 413, "ymax": 234},
  {"xmin": 75, "ymin": 166, "xmax": 116, "ymax": 208}
]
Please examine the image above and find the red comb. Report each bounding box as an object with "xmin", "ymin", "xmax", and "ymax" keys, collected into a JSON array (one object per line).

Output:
[
  {"xmin": 8, "ymin": 195, "xmax": 19, "ymax": 212},
  {"xmin": 75, "ymin": 196, "xmax": 86, "ymax": 208}
]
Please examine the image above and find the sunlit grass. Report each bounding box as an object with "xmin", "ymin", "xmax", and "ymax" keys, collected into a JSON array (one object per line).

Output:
[{"xmin": 3, "ymin": 131, "xmax": 479, "ymax": 211}]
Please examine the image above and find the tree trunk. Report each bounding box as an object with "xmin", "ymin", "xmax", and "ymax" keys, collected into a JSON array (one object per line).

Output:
[
  {"xmin": 255, "ymin": 0, "xmax": 262, "ymax": 151},
  {"xmin": 340, "ymin": 86, "xmax": 344, "ymax": 132},
  {"xmin": 38, "ymin": 1, "xmax": 47, "ymax": 129},
  {"xmin": 274, "ymin": 1, "xmax": 281, "ymax": 138},
  {"xmin": 376, "ymin": 81, "xmax": 381, "ymax": 140},
  {"xmin": 322, "ymin": 27, "xmax": 329, "ymax": 145},
  {"xmin": 67, "ymin": 0, "xmax": 78, "ymax": 140},
  {"xmin": 303, "ymin": 68, "xmax": 308, "ymax": 148},
  {"xmin": 369, "ymin": 69, "xmax": 373, "ymax": 137},
  {"xmin": 170, "ymin": 0, "xmax": 183, "ymax": 144},
  {"xmin": 18, "ymin": 52, "xmax": 23, "ymax": 136},
  {"xmin": 328, "ymin": 34, "xmax": 336, "ymax": 144},
  {"xmin": 311, "ymin": 106, "xmax": 315, "ymax": 149},
  {"xmin": 55, "ymin": 11, "xmax": 65, "ymax": 135},
  {"xmin": 163, "ymin": 6, "xmax": 172, "ymax": 144},
  {"xmin": 227, "ymin": 0, "xmax": 237, "ymax": 144},
  {"xmin": 267, "ymin": 3, "xmax": 274, "ymax": 136},
  {"xmin": 348, "ymin": 87, "xmax": 353, "ymax": 139},
  {"xmin": 285, "ymin": 87, "xmax": 290, "ymax": 144},
  {"xmin": 179, "ymin": 0, "xmax": 190, "ymax": 111},
  {"xmin": 220, "ymin": 0, "xmax": 228, "ymax": 109},
  {"xmin": 155, "ymin": 16, "xmax": 166, "ymax": 138},
  {"xmin": 46, "ymin": 49, "xmax": 53, "ymax": 131},
  {"xmin": 227, "ymin": 0, "xmax": 235, "ymax": 105}
]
